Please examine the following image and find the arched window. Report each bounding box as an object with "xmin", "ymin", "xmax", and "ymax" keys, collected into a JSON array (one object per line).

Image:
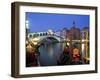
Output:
[
  {"xmin": 33, "ymin": 34, "xmax": 37, "ymax": 37},
  {"xmin": 37, "ymin": 33, "xmax": 39, "ymax": 36},
  {"xmin": 40, "ymin": 33, "xmax": 42, "ymax": 36},
  {"xmin": 43, "ymin": 33, "xmax": 45, "ymax": 36},
  {"xmin": 33, "ymin": 34, "xmax": 35, "ymax": 37},
  {"xmin": 29, "ymin": 34, "xmax": 32, "ymax": 38},
  {"xmin": 45, "ymin": 32, "xmax": 48, "ymax": 35}
]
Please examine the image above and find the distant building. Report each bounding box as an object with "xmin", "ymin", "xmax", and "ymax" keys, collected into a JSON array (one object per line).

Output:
[
  {"xmin": 47, "ymin": 29, "xmax": 54, "ymax": 35},
  {"xmin": 67, "ymin": 27, "xmax": 81, "ymax": 40},
  {"xmin": 60, "ymin": 21, "xmax": 81, "ymax": 41},
  {"xmin": 81, "ymin": 27, "xmax": 89, "ymax": 60},
  {"xmin": 60, "ymin": 22, "xmax": 89, "ymax": 55},
  {"xmin": 81, "ymin": 27, "xmax": 89, "ymax": 40},
  {"xmin": 60, "ymin": 28, "xmax": 67, "ymax": 39}
]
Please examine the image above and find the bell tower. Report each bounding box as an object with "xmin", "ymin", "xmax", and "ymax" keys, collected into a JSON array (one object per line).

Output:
[{"xmin": 73, "ymin": 21, "xmax": 76, "ymax": 28}]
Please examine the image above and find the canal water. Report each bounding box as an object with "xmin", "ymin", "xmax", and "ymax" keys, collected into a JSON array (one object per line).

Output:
[{"xmin": 39, "ymin": 42, "xmax": 66, "ymax": 66}]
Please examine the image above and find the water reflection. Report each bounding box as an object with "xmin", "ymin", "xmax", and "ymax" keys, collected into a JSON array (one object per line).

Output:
[{"xmin": 39, "ymin": 42, "xmax": 65, "ymax": 66}]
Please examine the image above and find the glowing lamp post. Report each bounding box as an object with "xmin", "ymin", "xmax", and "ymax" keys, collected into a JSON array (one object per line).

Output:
[
  {"xmin": 26, "ymin": 20, "xmax": 29, "ymax": 39},
  {"xmin": 26, "ymin": 20, "xmax": 29, "ymax": 30}
]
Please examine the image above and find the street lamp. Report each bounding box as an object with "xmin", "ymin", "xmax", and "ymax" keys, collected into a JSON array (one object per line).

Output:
[
  {"xmin": 26, "ymin": 20, "xmax": 30, "ymax": 40},
  {"xmin": 26, "ymin": 20, "xmax": 29, "ymax": 29}
]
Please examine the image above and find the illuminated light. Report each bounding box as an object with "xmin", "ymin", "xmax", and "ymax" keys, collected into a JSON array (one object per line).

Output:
[
  {"xmin": 30, "ymin": 38, "xmax": 39, "ymax": 45},
  {"xmin": 33, "ymin": 42, "xmax": 38, "ymax": 45},
  {"xmin": 85, "ymin": 32, "xmax": 88, "ymax": 59},
  {"xmin": 26, "ymin": 20, "xmax": 29, "ymax": 29},
  {"xmin": 32, "ymin": 38, "xmax": 39, "ymax": 41},
  {"xmin": 82, "ymin": 39, "xmax": 85, "ymax": 42},
  {"xmin": 82, "ymin": 43, "xmax": 85, "ymax": 58},
  {"xmin": 67, "ymin": 43, "xmax": 70, "ymax": 46},
  {"xmin": 26, "ymin": 44, "xmax": 32, "ymax": 49},
  {"xmin": 26, "ymin": 20, "xmax": 29, "ymax": 24},
  {"xmin": 26, "ymin": 41, "xmax": 28, "ymax": 45},
  {"xmin": 26, "ymin": 44, "xmax": 33, "ymax": 53}
]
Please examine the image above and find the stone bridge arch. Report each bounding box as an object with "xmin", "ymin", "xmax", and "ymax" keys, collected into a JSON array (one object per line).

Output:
[{"xmin": 37, "ymin": 36, "xmax": 60, "ymax": 44}]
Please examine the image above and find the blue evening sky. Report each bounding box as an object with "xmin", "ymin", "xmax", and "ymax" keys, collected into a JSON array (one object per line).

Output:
[{"xmin": 26, "ymin": 12, "xmax": 89, "ymax": 32}]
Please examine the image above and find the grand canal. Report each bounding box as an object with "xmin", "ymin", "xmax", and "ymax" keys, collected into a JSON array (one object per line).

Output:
[
  {"xmin": 39, "ymin": 42, "xmax": 66, "ymax": 66},
  {"xmin": 26, "ymin": 38, "xmax": 89, "ymax": 67}
]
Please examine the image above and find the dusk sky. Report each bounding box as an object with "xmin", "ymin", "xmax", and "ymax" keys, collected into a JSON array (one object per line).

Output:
[{"xmin": 26, "ymin": 12, "xmax": 89, "ymax": 32}]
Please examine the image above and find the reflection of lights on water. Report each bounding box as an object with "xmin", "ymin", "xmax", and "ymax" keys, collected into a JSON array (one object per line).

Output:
[
  {"xmin": 47, "ymin": 45, "xmax": 54, "ymax": 58},
  {"xmin": 82, "ymin": 44, "xmax": 84, "ymax": 51},
  {"xmin": 81, "ymin": 39, "xmax": 85, "ymax": 57}
]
